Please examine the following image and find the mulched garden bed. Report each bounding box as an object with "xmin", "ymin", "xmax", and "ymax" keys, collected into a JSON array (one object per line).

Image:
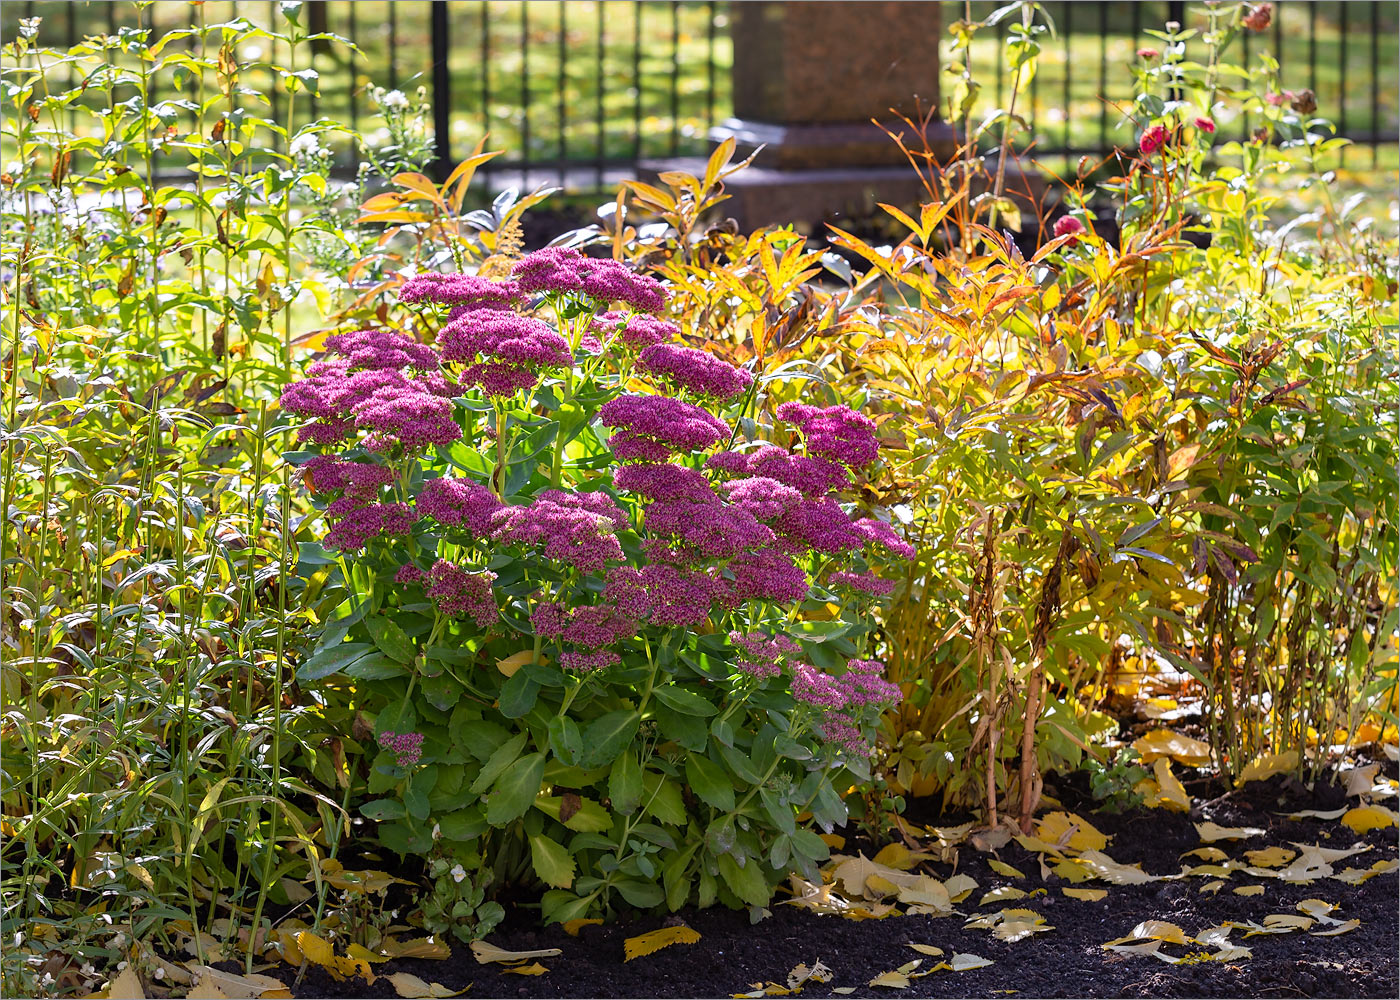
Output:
[{"xmin": 265, "ymin": 767, "xmax": 1398, "ymax": 1000}]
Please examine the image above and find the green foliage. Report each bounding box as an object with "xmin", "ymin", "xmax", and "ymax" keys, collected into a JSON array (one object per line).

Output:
[{"xmin": 1086, "ymin": 749, "xmax": 1150, "ymax": 813}]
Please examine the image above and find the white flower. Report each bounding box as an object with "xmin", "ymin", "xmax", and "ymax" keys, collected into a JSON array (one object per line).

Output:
[
  {"xmin": 289, "ymin": 133, "xmax": 321, "ymax": 157},
  {"xmin": 381, "ymin": 89, "xmax": 409, "ymax": 110},
  {"xmin": 432, "ymin": 822, "xmax": 442, "ymax": 841},
  {"xmin": 450, "ymin": 864, "xmax": 466, "ymax": 884},
  {"xmin": 153, "ymin": 967, "xmax": 165, "ymax": 980}
]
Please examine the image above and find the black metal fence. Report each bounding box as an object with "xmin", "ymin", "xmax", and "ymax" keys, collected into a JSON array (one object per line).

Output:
[{"xmin": 8, "ymin": 1, "xmax": 1397, "ymax": 188}]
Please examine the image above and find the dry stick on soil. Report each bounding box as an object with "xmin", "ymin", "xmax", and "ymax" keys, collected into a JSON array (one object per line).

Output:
[
  {"xmin": 970, "ymin": 512, "xmax": 1001, "ymax": 827},
  {"xmin": 1018, "ymin": 513, "xmax": 1075, "ymax": 832}
]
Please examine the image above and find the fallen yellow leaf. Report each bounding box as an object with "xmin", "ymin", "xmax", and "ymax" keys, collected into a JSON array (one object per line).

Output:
[
  {"xmin": 106, "ymin": 967, "xmax": 146, "ymax": 1000},
  {"xmin": 562, "ymin": 918, "xmax": 603, "ymax": 937},
  {"xmin": 1034, "ymin": 812, "xmax": 1108, "ymax": 852},
  {"xmin": 1237, "ymin": 751, "xmax": 1298, "ymax": 786},
  {"xmin": 1133, "ymin": 729, "xmax": 1211, "ymax": 767},
  {"xmin": 470, "ymin": 940, "xmax": 562, "ymax": 965},
  {"xmin": 384, "ymin": 972, "xmax": 470, "ymax": 998},
  {"xmin": 1196, "ymin": 822, "xmax": 1265, "ymax": 843},
  {"xmin": 1151, "ymin": 758, "xmax": 1191, "ymax": 812},
  {"xmin": 1245, "ymin": 846, "xmax": 1296, "ymax": 868},
  {"xmin": 1234, "ymin": 885, "xmax": 1265, "ymax": 897},
  {"xmin": 504, "ymin": 963, "xmax": 548, "ymax": 976},
  {"xmin": 623, "ymin": 925, "xmax": 701, "ymax": 961},
  {"xmin": 1062, "ymin": 887, "xmax": 1107, "ymax": 902},
  {"xmin": 1340, "ymin": 804, "xmax": 1398, "ymax": 833},
  {"xmin": 495, "ymin": 650, "xmax": 537, "ymax": 677}
]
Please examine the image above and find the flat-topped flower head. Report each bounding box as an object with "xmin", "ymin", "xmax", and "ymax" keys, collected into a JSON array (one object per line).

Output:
[
  {"xmin": 591, "ymin": 311, "xmax": 679, "ymax": 352},
  {"xmin": 776, "ymin": 402, "xmax": 879, "ymax": 468},
  {"xmin": 775, "ymin": 496, "xmax": 862, "ymax": 556},
  {"xmin": 851, "ymin": 517, "xmax": 916, "ymax": 560},
  {"xmin": 355, "ymin": 380, "xmax": 462, "ymax": 452},
  {"xmin": 613, "ymin": 462, "xmax": 715, "ymax": 503},
  {"xmin": 323, "ymin": 500, "xmax": 414, "ymax": 551},
  {"xmin": 437, "ymin": 308, "xmax": 571, "ymax": 368},
  {"xmin": 325, "ymin": 328, "xmax": 442, "ymax": 372},
  {"xmin": 829, "ymin": 570, "xmax": 896, "ymax": 597},
  {"xmin": 720, "ymin": 547, "xmax": 810, "ymax": 606},
  {"xmin": 791, "ymin": 662, "xmax": 846, "ymax": 709},
  {"xmin": 721, "ymin": 476, "xmax": 802, "ymax": 522},
  {"xmin": 603, "ymin": 563, "xmax": 717, "ymax": 627},
  {"xmin": 490, "ymin": 494, "xmax": 624, "ymax": 573},
  {"xmin": 644, "ymin": 497, "xmax": 775, "ymax": 562},
  {"xmin": 399, "ymin": 272, "xmax": 519, "ymax": 308},
  {"xmin": 377, "ymin": 730, "xmax": 425, "ymax": 767},
  {"xmin": 636, "ymin": 343, "xmax": 753, "ymax": 400},
  {"xmin": 536, "ymin": 489, "xmax": 629, "ymax": 532},
  {"xmin": 302, "ymin": 456, "xmax": 394, "ymax": 500},
  {"xmin": 416, "ymin": 477, "xmax": 503, "ymax": 538},
  {"xmin": 839, "ymin": 658, "xmax": 902, "ymax": 707},
  {"xmin": 729, "ymin": 630, "xmax": 801, "ymax": 679},
  {"xmin": 513, "ymin": 247, "xmax": 667, "ymax": 313},
  {"xmin": 421, "ymin": 560, "xmax": 498, "ymax": 625},
  {"xmin": 707, "ymin": 445, "xmax": 851, "ymax": 497},
  {"xmin": 599, "ymin": 394, "xmax": 730, "ymax": 462}
]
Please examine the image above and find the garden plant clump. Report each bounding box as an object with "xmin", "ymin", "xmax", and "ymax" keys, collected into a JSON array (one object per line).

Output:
[
  {"xmin": 283, "ymin": 243, "xmax": 906, "ymax": 933},
  {"xmin": 1, "ymin": 2, "xmax": 1397, "ymax": 998}
]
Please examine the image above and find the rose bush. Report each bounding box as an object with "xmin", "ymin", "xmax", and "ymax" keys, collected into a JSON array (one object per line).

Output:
[{"xmin": 284, "ymin": 247, "xmax": 908, "ymax": 933}]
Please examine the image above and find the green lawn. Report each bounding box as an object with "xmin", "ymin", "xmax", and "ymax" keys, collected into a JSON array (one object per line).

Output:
[{"xmin": 7, "ymin": 0, "xmax": 1395, "ymax": 177}]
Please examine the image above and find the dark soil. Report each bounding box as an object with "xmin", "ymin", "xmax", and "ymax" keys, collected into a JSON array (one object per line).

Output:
[{"xmin": 266, "ymin": 772, "xmax": 1398, "ymax": 999}]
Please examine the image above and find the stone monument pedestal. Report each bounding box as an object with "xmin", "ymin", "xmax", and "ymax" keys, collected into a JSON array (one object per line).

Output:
[{"xmin": 645, "ymin": 1, "xmax": 960, "ymax": 229}]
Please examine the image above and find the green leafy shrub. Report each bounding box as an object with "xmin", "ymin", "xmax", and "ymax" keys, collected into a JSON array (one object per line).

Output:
[{"xmin": 284, "ymin": 245, "xmax": 908, "ymax": 926}]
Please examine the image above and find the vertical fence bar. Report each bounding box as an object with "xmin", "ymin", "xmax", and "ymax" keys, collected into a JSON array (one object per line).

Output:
[
  {"xmin": 388, "ymin": 3, "xmax": 399, "ymax": 90},
  {"xmin": 1097, "ymin": 1, "xmax": 1108, "ymax": 154},
  {"xmin": 1308, "ymin": 1, "xmax": 1317, "ymax": 94},
  {"xmin": 1240, "ymin": 11, "xmax": 1251, "ymax": 142},
  {"xmin": 706, "ymin": 0, "xmax": 717, "ymax": 135},
  {"xmin": 1059, "ymin": 1, "xmax": 1070, "ymax": 154},
  {"xmin": 595, "ymin": 1, "xmax": 605, "ymax": 188},
  {"xmin": 1273, "ymin": 0, "xmax": 1283, "ymax": 74},
  {"xmin": 430, "ymin": 0, "xmax": 451, "ymax": 180},
  {"xmin": 481, "ymin": 2, "xmax": 491, "ymax": 180},
  {"xmin": 558, "ymin": 0, "xmax": 567, "ymax": 187},
  {"xmin": 632, "ymin": 2, "xmax": 643, "ymax": 166},
  {"xmin": 1337, "ymin": 1, "xmax": 1347, "ymax": 168},
  {"xmin": 1371, "ymin": 0, "xmax": 1380, "ymax": 166},
  {"xmin": 520, "ymin": 1, "xmax": 530, "ymax": 189},
  {"xmin": 348, "ymin": 0, "xmax": 358, "ymax": 172},
  {"xmin": 669, "ymin": 1, "xmax": 680, "ymax": 156}
]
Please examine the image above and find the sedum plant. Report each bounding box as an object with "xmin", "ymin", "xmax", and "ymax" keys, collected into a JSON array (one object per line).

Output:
[{"xmin": 283, "ymin": 246, "xmax": 908, "ymax": 927}]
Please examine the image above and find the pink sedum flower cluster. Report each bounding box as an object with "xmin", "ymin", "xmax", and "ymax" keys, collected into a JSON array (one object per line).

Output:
[
  {"xmin": 377, "ymin": 730, "xmax": 425, "ymax": 767},
  {"xmin": 513, "ymin": 246, "xmax": 666, "ymax": 313},
  {"xmin": 793, "ymin": 658, "xmax": 902, "ymax": 755},
  {"xmin": 398, "ymin": 561, "xmax": 499, "ymax": 626},
  {"xmin": 636, "ymin": 343, "xmax": 753, "ymax": 400}
]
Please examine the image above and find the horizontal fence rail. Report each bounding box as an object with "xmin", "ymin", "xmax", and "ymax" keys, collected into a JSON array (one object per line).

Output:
[{"xmin": 7, "ymin": 0, "xmax": 1397, "ymax": 191}]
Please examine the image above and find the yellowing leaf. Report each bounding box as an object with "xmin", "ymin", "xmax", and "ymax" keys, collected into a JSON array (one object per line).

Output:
[
  {"xmin": 1133, "ymin": 729, "xmax": 1211, "ymax": 767},
  {"xmin": 872, "ymin": 843, "xmax": 931, "ymax": 870},
  {"xmin": 1245, "ymin": 846, "xmax": 1296, "ymax": 868},
  {"xmin": 1236, "ymin": 751, "xmax": 1298, "ymax": 786},
  {"xmin": 385, "ymin": 972, "xmax": 470, "ymax": 998},
  {"xmin": 988, "ymin": 860, "xmax": 1025, "ymax": 879},
  {"xmin": 1199, "ymin": 880, "xmax": 1225, "ymax": 894},
  {"xmin": 1127, "ymin": 920, "xmax": 1192, "ymax": 946},
  {"xmin": 819, "ymin": 834, "xmax": 846, "ymax": 850},
  {"xmin": 504, "ymin": 963, "xmax": 548, "ymax": 976},
  {"xmin": 1196, "ymin": 822, "xmax": 1265, "ymax": 843},
  {"xmin": 470, "ymin": 940, "xmax": 562, "ymax": 965},
  {"xmin": 1234, "ymin": 885, "xmax": 1265, "ymax": 896},
  {"xmin": 562, "ymin": 918, "xmax": 603, "ymax": 937},
  {"xmin": 1340, "ymin": 804, "xmax": 1398, "ymax": 833},
  {"xmin": 295, "ymin": 931, "xmax": 336, "ymax": 970},
  {"xmin": 378, "ymin": 936, "xmax": 452, "ymax": 961},
  {"xmin": 907, "ymin": 944, "xmax": 944, "ymax": 957},
  {"xmin": 1034, "ymin": 812, "xmax": 1108, "ymax": 852},
  {"xmin": 943, "ymin": 873, "xmax": 978, "ymax": 903},
  {"xmin": 894, "ymin": 875, "xmax": 952, "ymax": 911},
  {"xmin": 1076, "ymin": 850, "xmax": 1161, "ymax": 885},
  {"xmin": 182, "ymin": 966, "xmax": 288, "ymax": 1000},
  {"xmin": 1062, "ymin": 888, "xmax": 1107, "ymax": 902},
  {"xmin": 1311, "ymin": 919, "xmax": 1360, "ymax": 937},
  {"xmin": 1182, "ymin": 847, "xmax": 1230, "ymax": 862},
  {"xmin": 106, "ymin": 967, "xmax": 146, "ymax": 1000},
  {"xmin": 1295, "ymin": 899, "xmax": 1341, "ymax": 924},
  {"xmin": 979, "ymin": 886, "xmax": 1027, "ymax": 905},
  {"xmin": 623, "ymin": 925, "xmax": 701, "ymax": 961},
  {"xmin": 495, "ymin": 650, "xmax": 536, "ymax": 677},
  {"xmin": 868, "ymin": 971, "xmax": 911, "ymax": 989},
  {"xmin": 1150, "ymin": 758, "xmax": 1191, "ymax": 812},
  {"xmin": 186, "ymin": 979, "xmax": 231, "ymax": 999},
  {"xmin": 949, "ymin": 953, "xmax": 993, "ymax": 971}
]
